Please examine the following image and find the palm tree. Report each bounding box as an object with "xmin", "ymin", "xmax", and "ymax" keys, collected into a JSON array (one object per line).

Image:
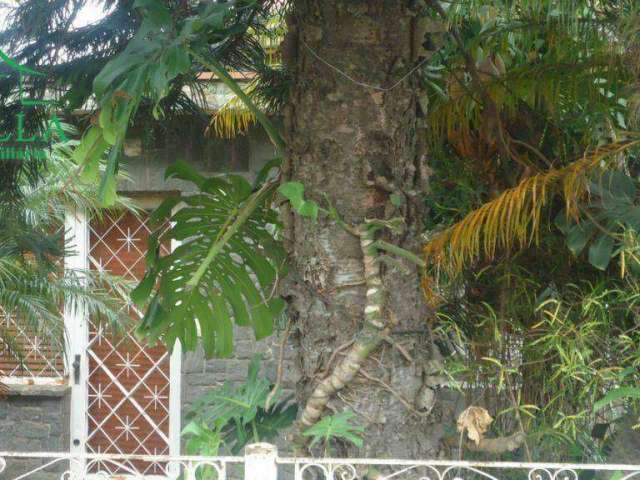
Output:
[{"xmin": 0, "ymin": 126, "xmax": 131, "ymax": 392}]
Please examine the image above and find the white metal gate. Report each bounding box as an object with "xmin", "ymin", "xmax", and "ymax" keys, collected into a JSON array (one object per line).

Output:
[{"xmin": 64, "ymin": 208, "xmax": 181, "ymax": 477}]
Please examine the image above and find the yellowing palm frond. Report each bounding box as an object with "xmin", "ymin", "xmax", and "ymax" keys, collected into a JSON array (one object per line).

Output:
[
  {"xmin": 207, "ymin": 12, "xmax": 285, "ymax": 140},
  {"xmin": 208, "ymin": 96, "xmax": 257, "ymax": 139},
  {"xmin": 423, "ymin": 140, "xmax": 640, "ymax": 276}
]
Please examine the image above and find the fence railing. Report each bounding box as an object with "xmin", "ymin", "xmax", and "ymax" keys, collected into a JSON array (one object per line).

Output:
[{"xmin": 1, "ymin": 443, "xmax": 639, "ymax": 480}]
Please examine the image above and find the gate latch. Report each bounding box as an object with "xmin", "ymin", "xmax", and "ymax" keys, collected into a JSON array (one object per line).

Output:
[{"xmin": 73, "ymin": 354, "xmax": 81, "ymax": 385}]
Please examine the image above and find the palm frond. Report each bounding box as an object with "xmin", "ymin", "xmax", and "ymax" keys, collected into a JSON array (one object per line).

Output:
[
  {"xmin": 208, "ymin": 90, "xmax": 258, "ymax": 139},
  {"xmin": 0, "ymin": 126, "xmax": 134, "ymax": 369},
  {"xmin": 205, "ymin": 12, "xmax": 287, "ymax": 141},
  {"xmin": 423, "ymin": 140, "xmax": 640, "ymax": 276}
]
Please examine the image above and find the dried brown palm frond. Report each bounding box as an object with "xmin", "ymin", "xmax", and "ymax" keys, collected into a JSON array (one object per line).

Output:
[
  {"xmin": 0, "ymin": 381, "xmax": 8, "ymax": 399},
  {"xmin": 423, "ymin": 140, "xmax": 640, "ymax": 277}
]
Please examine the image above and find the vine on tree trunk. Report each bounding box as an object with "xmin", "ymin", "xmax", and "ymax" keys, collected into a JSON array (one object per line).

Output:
[{"xmin": 298, "ymin": 218, "xmax": 405, "ymax": 432}]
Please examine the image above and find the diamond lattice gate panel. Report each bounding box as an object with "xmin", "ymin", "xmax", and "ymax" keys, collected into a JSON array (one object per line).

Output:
[
  {"xmin": 0, "ymin": 307, "xmax": 65, "ymax": 381},
  {"xmin": 87, "ymin": 211, "xmax": 172, "ymax": 475},
  {"xmin": 0, "ymin": 231, "xmax": 66, "ymax": 385}
]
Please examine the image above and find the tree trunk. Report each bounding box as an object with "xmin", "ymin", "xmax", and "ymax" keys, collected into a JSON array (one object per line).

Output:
[{"xmin": 283, "ymin": 0, "xmax": 455, "ymax": 458}]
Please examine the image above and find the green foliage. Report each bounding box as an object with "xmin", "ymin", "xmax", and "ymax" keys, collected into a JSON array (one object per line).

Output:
[
  {"xmin": 52, "ymin": 0, "xmax": 282, "ymax": 205},
  {"xmin": 594, "ymin": 388, "xmax": 640, "ymax": 413},
  {"xmin": 183, "ymin": 355, "xmax": 297, "ymax": 455},
  {"xmin": 15, "ymin": 0, "xmax": 277, "ymax": 206},
  {"xmin": 423, "ymin": 0, "xmax": 638, "ymax": 161},
  {"xmin": 10, "ymin": 0, "xmax": 291, "ymax": 363},
  {"xmin": 278, "ymin": 181, "xmax": 320, "ymax": 221},
  {"xmin": 0, "ymin": 0, "xmax": 280, "ymax": 195},
  {"xmin": 302, "ymin": 410, "xmax": 365, "ymax": 451},
  {"xmin": 556, "ymin": 171, "xmax": 640, "ymax": 272},
  {"xmin": 132, "ymin": 161, "xmax": 286, "ymax": 357},
  {"xmin": 78, "ymin": 0, "xmax": 212, "ymax": 203},
  {"xmin": 0, "ymin": 128, "xmax": 132, "ymax": 363},
  {"xmin": 421, "ymin": 0, "xmax": 640, "ymax": 461},
  {"xmin": 437, "ymin": 270, "xmax": 640, "ymax": 460}
]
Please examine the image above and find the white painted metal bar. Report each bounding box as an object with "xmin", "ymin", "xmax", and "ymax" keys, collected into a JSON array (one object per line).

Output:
[
  {"xmin": 1, "ymin": 446, "xmax": 640, "ymax": 480},
  {"xmin": 169, "ymin": 228, "xmax": 183, "ymax": 474},
  {"xmin": 0, "ymin": 452, "xmax": 244, "ymax": 462},
  {"xmin": 63, "ymin": 207, "xmax": 89, "ymax": 476},
  {"xmin": 277, "ymin": 458, "xmax": 640, "ymax": 471},
  {"xmin": 2, "ymin": 450, "xmax": 637, "ymax": 472}
]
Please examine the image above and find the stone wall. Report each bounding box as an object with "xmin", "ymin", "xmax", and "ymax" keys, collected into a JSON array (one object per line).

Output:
[
  {"xmin": 181, "ymin": 325, "xmax": 301, "ymax": 452},
  {"xmin": 0, "ymin": 391, "xmax": 69, "ymax": 479}
]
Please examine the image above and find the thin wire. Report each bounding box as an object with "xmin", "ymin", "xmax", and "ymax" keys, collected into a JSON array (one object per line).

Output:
[{"xmin": 302, "ymin": 40, "xmax": 431, "ymax": 92}]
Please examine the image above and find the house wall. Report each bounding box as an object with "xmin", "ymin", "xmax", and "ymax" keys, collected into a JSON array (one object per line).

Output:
[{"xmin": 0, "ymin": 123, "xmax": 301, "ymax": 465}]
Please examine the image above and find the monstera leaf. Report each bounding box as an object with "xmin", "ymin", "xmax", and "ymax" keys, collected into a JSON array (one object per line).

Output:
[{"xmin": 132, "ymin": 161, "xmax": 286, "ymax": 357}]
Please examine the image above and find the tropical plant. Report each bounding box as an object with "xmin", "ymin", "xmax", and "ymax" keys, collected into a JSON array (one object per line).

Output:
[
  {"xmin": 183, "ymin": 355, "xmax": 297, "ymax": 455},
  {"xmin": 0, "ymin": 127, "xmax": 134, "ymax": 387},
  {"xmin": 207, "ymin": 6, "xmax": 288, "ymax": 139},
  {"xmin": 71, "ymin": 0, "xmax": 284, "ymax": 205},
  {"xmin": 302, "ymin": 410, "xmax": 365, "ymax": 454},
  {"xmin": 434, "ymin": 264, "xmax": 640, "ymax": 459},
  {"xmin": 555, "ymin": 170, "xmax": 640, "ymax": 273},
  {"xmin": 131, "ymin": 161, "xmax": 286, "ymax": 357},
  {"xmin": 3, "ymin": 0, "xmax": 640, "ymax": 462},
  {"xmin": 423, "ymin": 140, "xmax": 640, "ymax": 276},
  {"xmin": 419, "ymin": 0, "xmax": 640, "ymax": 462}
]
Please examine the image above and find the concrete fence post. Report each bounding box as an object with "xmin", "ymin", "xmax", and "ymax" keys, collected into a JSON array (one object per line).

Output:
[{"xmin": 244, "ymin": 443, "xmax": 278, "ymax": 480}]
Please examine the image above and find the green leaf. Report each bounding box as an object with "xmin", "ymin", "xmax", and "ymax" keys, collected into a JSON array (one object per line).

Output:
[
  {"xmin": 93, "ymin": 53, "xmax": 147, "ymax": 98},
  {"xmin": 298, "ymin": 201, "xmax": 319, "ymax": 221},
  {"xmin": 588, "ymin": 234, "xmax": 615, "ymax": 270},
  {"xmin": 165, "ymin": 44, "xmax": 191, "ymax": 78},
  {"xmin": 303, "ymin": 410, "xmax": 365, "ymax": 448},
  {"xmin": 390, "ymin": 193, "xmax": 404, "ymax": 207},
  {"xmin": 133, "ymin": 0, "xmax": 172, "ymax": 28},
  {"xmin": 254, "ymin": 157, "xmax": 282, "ymax": 188},
  {"xmin": 565, "ymin": 222, "xmax": 596, "ymax": 256},
  {"xmin": 185, "ymin": 356, "xmax": 297, "ymax": 455},
  {"xmin": 593, "ymin": 387, "xmax": 640, "ymax": 412},
  {"xmin": 253, "ymin": 402, "xmax": 298, "ymax": 444},
  {"xmin": 165, "ymin": 160, "xmax": 206, "ymax": 188},
  {"xmin": 182, "ymin": 421, "xmax": 223, "ymax": 456},
  {"xmin": 149, "ymin": 196, "xmax": 181, "ymax": 225},
  {"xmin": 278, "ymin": 181, "xmax": 320, "ymax": 221},
  {"xmin": 278, "ymin": 181, "xmax": 305, "ymax": 209},
  {"xmin": 97, "ymin": 142, "xmax": 121, "ymax": 206},
  {"xmin": 554, "ymin": 211, "xmax": 571, "ymax": 234},
  {"xmin": 131, "ymin": 271, "xmax": 157, "ymax": 307},
  {"xmin": 74, "ymin": 128, "xmax": 109, "ymax": 183},
  {"xmin": 590, "ymin": 171, "xmax": 636, "ymax": 205},
  {"xmin": 135, "ymin": 169, "xmax": 285, "ymax": 357}
]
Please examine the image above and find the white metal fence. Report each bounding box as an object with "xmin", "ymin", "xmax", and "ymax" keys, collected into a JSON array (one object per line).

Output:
[{"xmin": 1, "ymin": 443, "xmax": 639, "ymax": 480}]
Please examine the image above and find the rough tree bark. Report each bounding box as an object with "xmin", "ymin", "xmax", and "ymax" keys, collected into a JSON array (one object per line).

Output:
[{"xmin": 282, "ymin": 0, "xmax": 456, "ymax": 457}]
